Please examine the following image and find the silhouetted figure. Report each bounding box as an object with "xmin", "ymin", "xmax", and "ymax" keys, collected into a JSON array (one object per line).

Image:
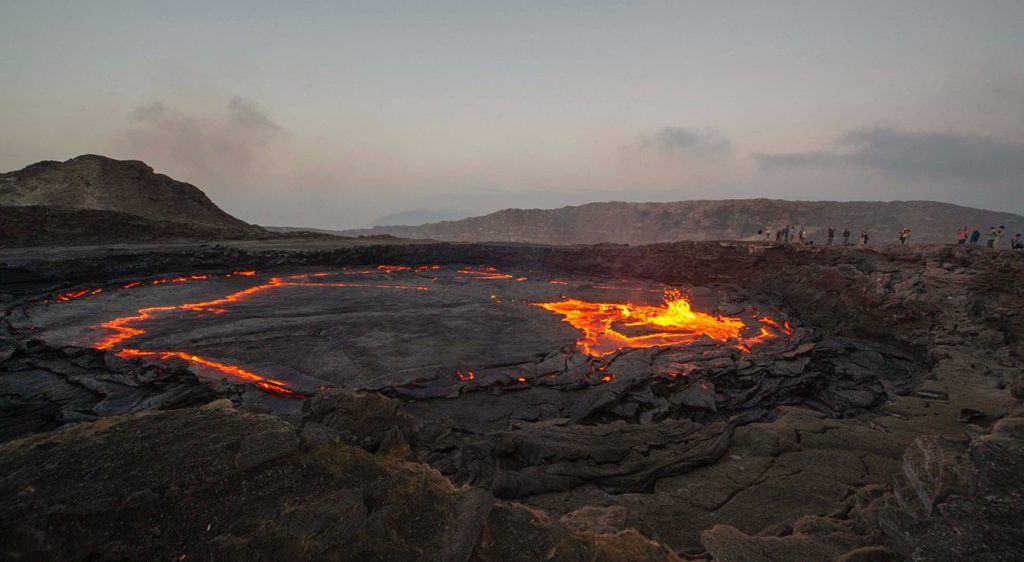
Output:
[
  {"xmin": 826, "ymin": 227, "xmax": 835, "ymax": 246},
  {"xmin": 859, "ymin": 230, "xmax": 869, "ymax": 246},
  {"xmin": 969, "ymin": 229, "xmax": 981, "ymax": 245},
  {"xmin": 957, "ymin": 226, "xmax": 968, "ymax": 244},
  {"xmin": 797, "ymin": 227, "xmax": 806, "ymax": 244},
  {"xmin": 775, "ymin": 228, "xmax": 782, "ymax": 242},
  {"xmin": 898, "ymin": 227, "xmax": 911, "ymax": 245},
  {"xmin": 842, "ymin": 228, "xmax": 851, "ymax": 245},
  {"xmin": 1011, "ymin": 233, "xmax": 1023, "ymax": 250}
]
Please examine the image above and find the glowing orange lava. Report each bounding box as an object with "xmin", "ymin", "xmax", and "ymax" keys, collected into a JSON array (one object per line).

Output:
[
  {"xmin": 116, "ymin": 348, "xmax": 302, "ymax": 398},
  {"xmin": 457, "ymin": 266, "xmax": 514, "ymax": 280},
  {"xmin": 45, "ymin": 271, "xmax": 262, "ymax": 304},
  {"xmin": 91, "ymin": 270, "xmax": 432, "ymax": 397},
  {"xmin": 534, "ymin": 289, "xmax": 787, "ymax": 356}
]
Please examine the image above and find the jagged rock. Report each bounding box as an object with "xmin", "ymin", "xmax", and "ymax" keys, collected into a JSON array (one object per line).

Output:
[
  {"xmin": 872, "ymin": 412, "xmax": 1024, "ymax": 560},
  {"xmin": 834, "ymin": 545, "xmax": 901, "ymax": 562},
  {"xmin": 894, "ymin": 436, "xmax": 974, "ymax": 517},
  {"xmin": 0, "ymin": 340, "xmax": 229, "ymax": 442},
  {"xmin": 430, "ymin": 415, "xmax": 744, "ymax": 498},
  {"xmin": 700, "ymin": 523, "xmax": 865, "ymax": 562},
  {"xmin": 302, "ymin": 389, "xmax": 416, "ymax": 452},
  {"xmin": 559, "ymin": 505, "xmax": 628, "ymax": 534},
  {"xmin": 0, "ymin": 403, "xmax": 676, "ymax": 561}
]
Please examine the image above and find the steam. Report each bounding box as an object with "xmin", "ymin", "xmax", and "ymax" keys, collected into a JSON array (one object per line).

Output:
[{"xmin": 113, "ymin": 97, "xmax": 284, "ymax": 188}]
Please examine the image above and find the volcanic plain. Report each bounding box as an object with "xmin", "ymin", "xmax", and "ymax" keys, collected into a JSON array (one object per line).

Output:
[{"xmin": 2, "ymin": 239, "xmax": 1022, "ymax": 561}]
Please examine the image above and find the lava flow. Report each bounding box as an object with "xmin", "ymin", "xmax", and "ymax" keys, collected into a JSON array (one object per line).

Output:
[
  {"xmin": 44, "ymin": 270, "xmax": 265, "ymax": 304},
  {"xmin": 534, "ymin": 289, "xmax": 788, "ymax": 356},
  {"xmin": 92, "ymin": 270, "xmax": 432, "ymax": 398},
  {"xmin": 457, "ymin": 266, "xmax": 515, "ymax": 280},
  {"xmin": 116, "ymin": 348, "xmax": 302, "ymax": 398}
]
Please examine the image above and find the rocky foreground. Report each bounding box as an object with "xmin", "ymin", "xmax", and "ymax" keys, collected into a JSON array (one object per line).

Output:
[{"xmin": 1, "ymin": 241, "xmax": 1022, "ymax": 560}]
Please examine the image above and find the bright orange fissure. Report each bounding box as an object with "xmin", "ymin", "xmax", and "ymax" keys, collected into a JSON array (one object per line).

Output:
[
  {"xmin": 533, "ymin": 289, "xmax": 790, "ymax": 356},
  {"xmin": 93, "ymin": 271, "xmax": 433, "ymax": 398}
]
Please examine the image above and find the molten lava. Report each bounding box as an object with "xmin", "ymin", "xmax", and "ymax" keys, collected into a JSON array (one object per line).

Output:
[
  {"xmin": 534, "ymin": 289, "xmax": 787, "ymax": 356},
  {"xmin": 45, "ymin": 271, "xmax": 263, "ymax": 304},
  {"xmin": 116, "ymin": 348, "xmax": 302, "ymax": 398},
  {"xmin": 91, "ymin": 270, "xmax": 432, "ymax": 398},
  {"xmin": 457, "ymin": 266, "xmax": 515, "ymax": 280}
]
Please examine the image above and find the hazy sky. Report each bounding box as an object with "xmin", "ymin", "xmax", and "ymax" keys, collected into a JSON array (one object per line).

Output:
[{"xmin": 2, "ymin": 1, "xmax": 1023, "ymax": 228}]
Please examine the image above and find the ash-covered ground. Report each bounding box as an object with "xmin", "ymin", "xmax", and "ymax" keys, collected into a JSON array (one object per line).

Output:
[{"xmin": 1, "ymin": 240, "xmax": 1022, "ymax": 561}]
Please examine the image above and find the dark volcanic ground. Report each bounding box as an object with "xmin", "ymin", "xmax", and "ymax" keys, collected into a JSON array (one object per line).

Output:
[{"xmin": 1, "ymin": 240, "xmax": 1022, "ymax": 561}]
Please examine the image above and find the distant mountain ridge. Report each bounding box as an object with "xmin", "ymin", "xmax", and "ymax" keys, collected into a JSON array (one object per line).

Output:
[
  {"xmin": 369, "ymin": 208, "xmax": 471, "ymax": 227},
  {"xmin": 342, "ymin": 199, "xmax": 1024, "ymax": 245}
]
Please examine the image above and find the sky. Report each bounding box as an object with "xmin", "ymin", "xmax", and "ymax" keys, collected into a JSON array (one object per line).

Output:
[{"xmin": 2, "ymin": 1, "xmax": 1023, "ymax": 228}]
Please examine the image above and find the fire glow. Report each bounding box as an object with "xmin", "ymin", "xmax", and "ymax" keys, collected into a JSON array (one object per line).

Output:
[
  {"xmin": 457, "ymin": 266, "xmax": 515, "ymax": 280},
  {"xmin": 91, "ymin": 270, "xmax": 432, "ymax": 398},
  {"xmin": 44, "ymin": 270, "xmax": 265, "ymax": 304},
  {"xmin": 534, "ymin": 289, "xmax": 790, "ymax": 356}
]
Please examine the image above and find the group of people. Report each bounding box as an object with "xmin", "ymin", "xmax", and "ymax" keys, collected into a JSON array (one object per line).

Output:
[
  {"xmin": 956, "ymin": 226, "xmax": 1022, "ymax": 250},
  {"xmin": 756, "ymin": 224, "xmax": 1022, "ymax": 249},
  {"xmin": 758, "ymin": 225, "xmax": 869, "ymax": 246}
]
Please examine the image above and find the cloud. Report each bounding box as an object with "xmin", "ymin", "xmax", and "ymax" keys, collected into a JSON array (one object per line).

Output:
[
  {"xmin": 633, "ymin": 126, "xmax": 732, "ymax": 156},
  {"xmin": 113, "ymin": 97, "xmax": 284, "ymax": 187},
  {"xmin": 754, "ymin": 127, "xmax": 1024, "ymax": 181},
  {"xmin": 227, "ymin": 97, "xmax": 282, "ymax": 132},
  {"xmin": 752, "ymin": 150, "xmax": 839, "ymax": 170}
]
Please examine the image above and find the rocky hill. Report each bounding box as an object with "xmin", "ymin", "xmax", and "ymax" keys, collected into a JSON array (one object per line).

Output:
[
  {"xmin": 0, "ymin": 155, "xmax": 266, "ymax": 246},
  {"xmin": 345, "ymin": 199, "xmax": 1024, "ymax": 245}
]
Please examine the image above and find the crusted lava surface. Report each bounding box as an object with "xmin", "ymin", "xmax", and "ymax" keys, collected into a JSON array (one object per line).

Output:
[{"xmin": 1, "ymin": 240, "xmax": 1022, "ymax": 560}]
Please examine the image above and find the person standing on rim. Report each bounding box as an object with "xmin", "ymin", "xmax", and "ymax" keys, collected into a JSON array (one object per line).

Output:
[
  {"xmin": 957, "ymin": 226, "xmax": 969, "ymax": 244},
  {"xmin": 843, "ymin": 228, "xmax": 851, "ymax": 245},
  {"xmin": 826, "ymin": 226, "xmax": 835, "ymax": 246},
  {"xmin": 860, "ymin": 230, "xmax": 869, "ymax": 246},
  {"xmin": 995, "ymin": 226, "xmax": 1005, "ymax": 248},
  {"xmin": 898, "ymin": 227, "xmax": 911, "ymax": 245},
  {"xmin": 970, "ymin": 228, "xmax": 981, "ymax": 245},
  {"xmin": 986, "ymin": 226, "xmax": 998, "ymax": 248}
]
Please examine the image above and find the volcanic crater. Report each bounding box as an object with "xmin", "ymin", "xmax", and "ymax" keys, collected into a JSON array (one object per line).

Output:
[
  {"xmin": 16, "ymin": 259, "xmax": 923, "ymax": 492},
  {"xmin": 4, "ymin": 241, "xmax": 1020, "ymax": 559}
]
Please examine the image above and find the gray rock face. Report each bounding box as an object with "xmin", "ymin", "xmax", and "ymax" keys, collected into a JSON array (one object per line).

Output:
[
  {"xmin": 0, "ymin": 155, "xmax": 267, "ymax": 246},
  {"xmin": 0, "ymin": 155, "xmax": 250, "ymax": 229}
]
